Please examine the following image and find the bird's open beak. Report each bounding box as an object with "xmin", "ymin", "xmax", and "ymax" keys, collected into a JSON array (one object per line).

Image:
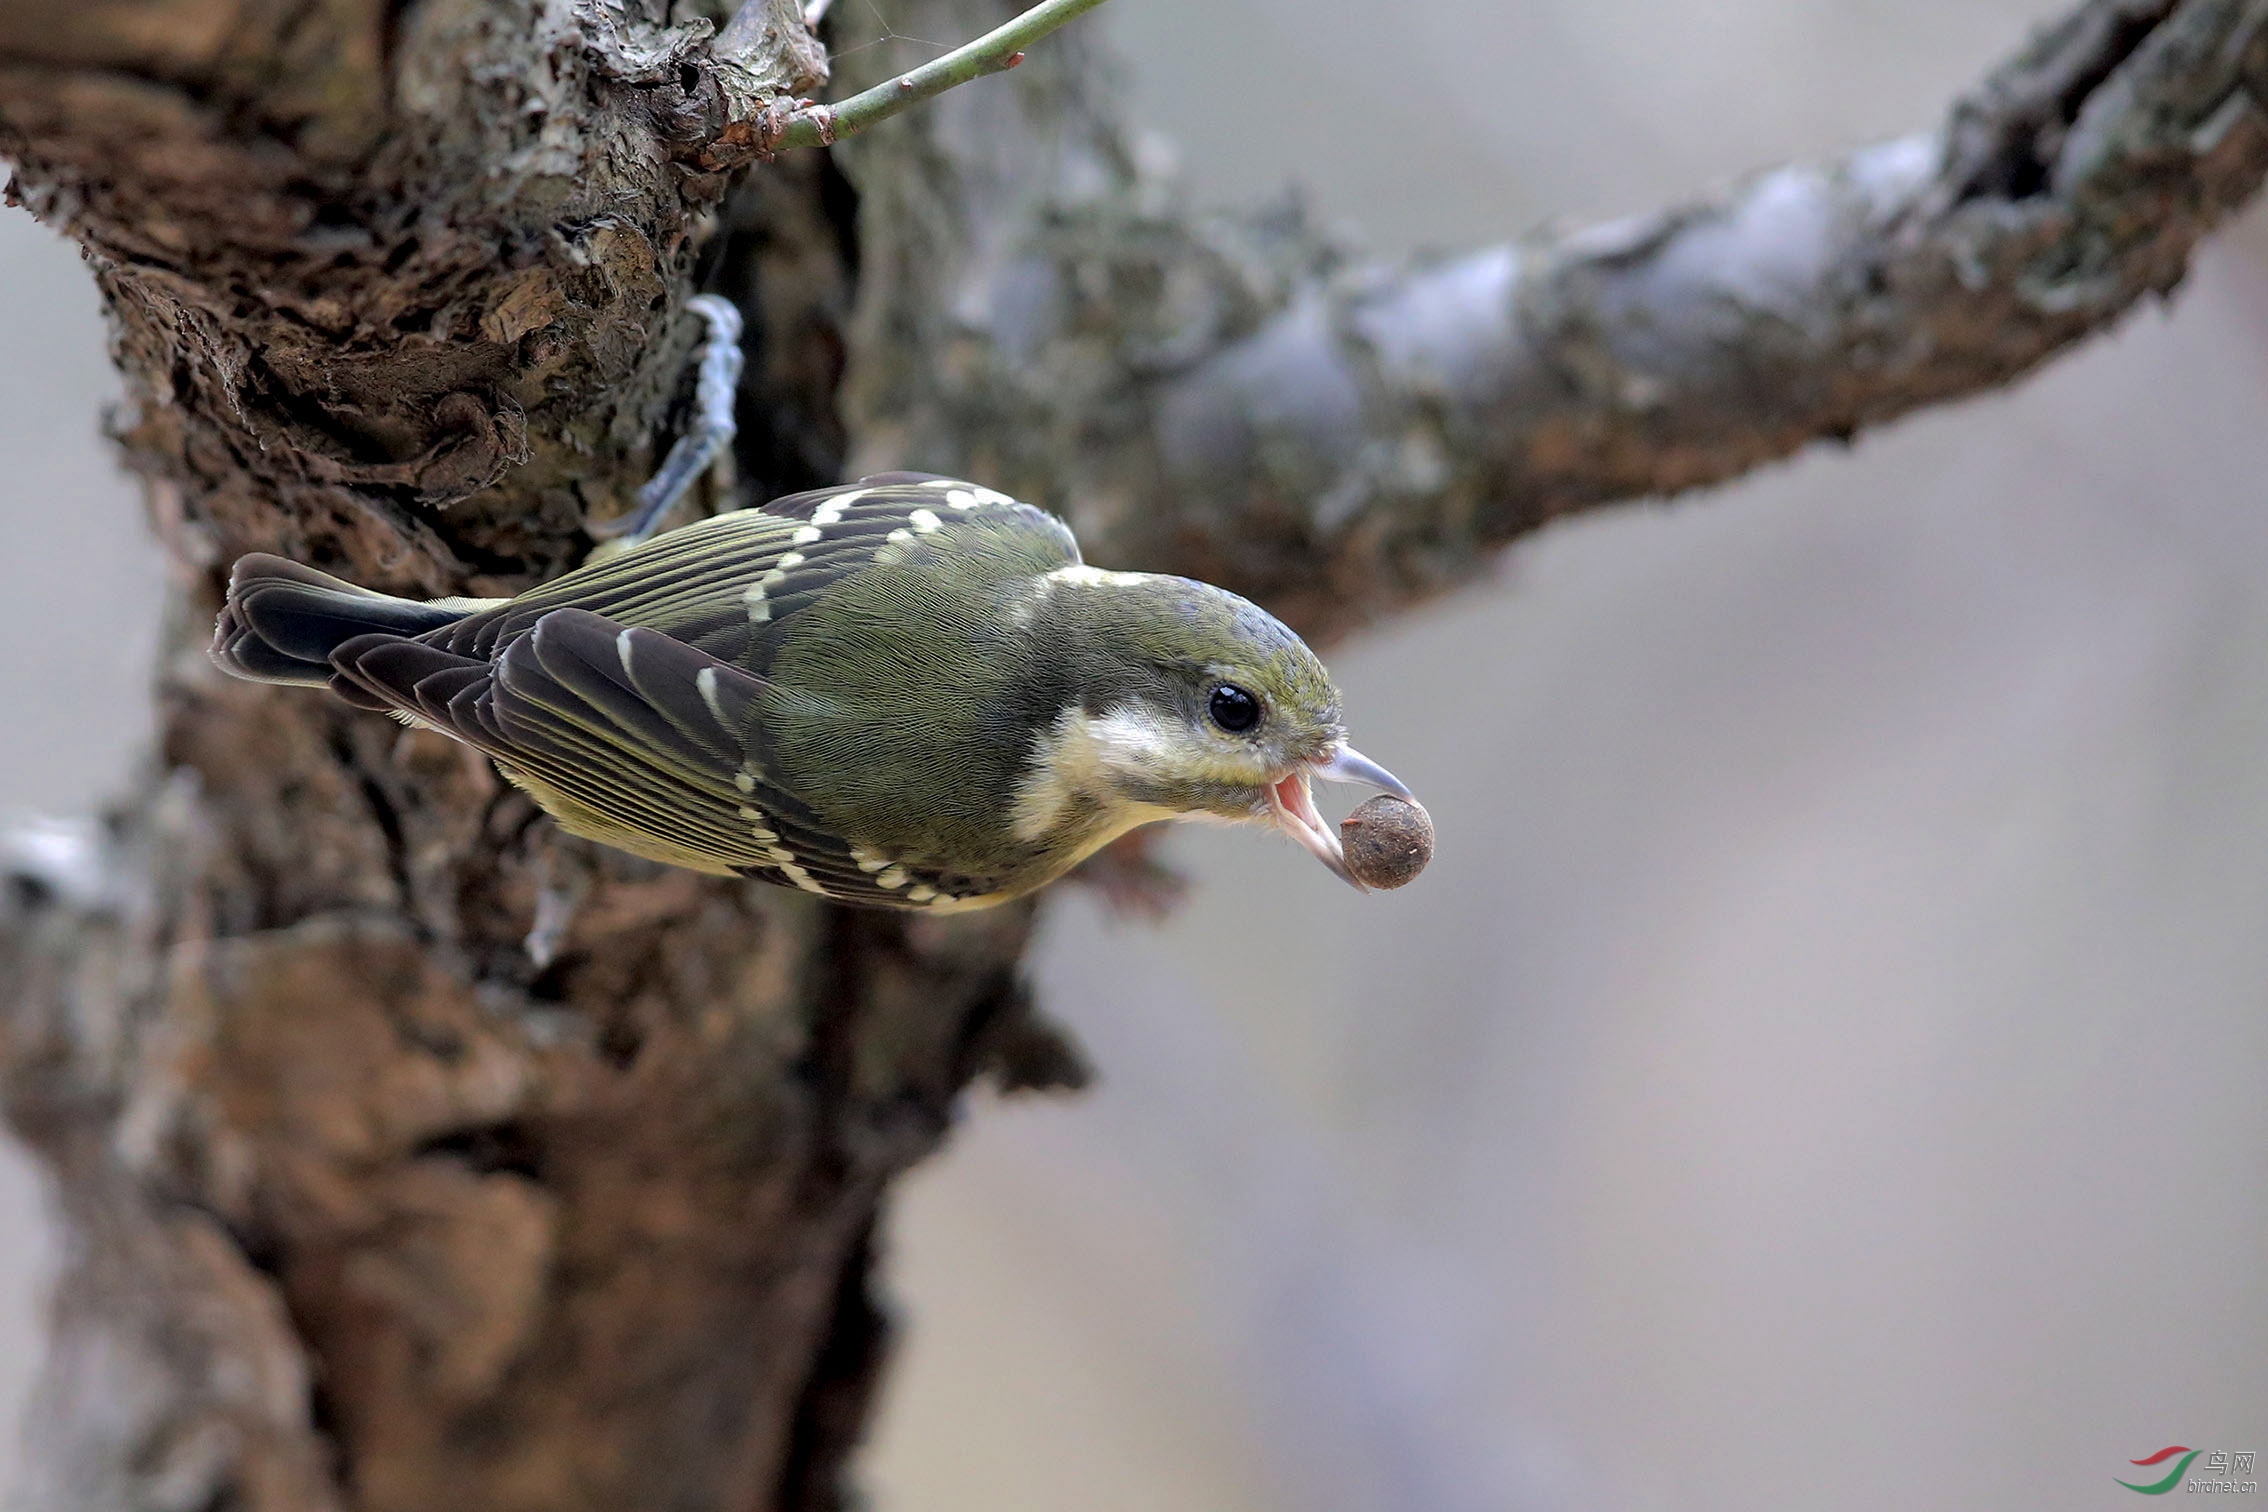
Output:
[{"xmin": 1267, "ymin": 743, "xmax": 1412, "ymax": 891}]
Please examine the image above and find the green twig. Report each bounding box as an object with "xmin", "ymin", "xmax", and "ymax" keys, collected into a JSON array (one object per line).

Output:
[{"xmin": 765, "ymin": 0, "xmax": 1112, "ymax": 151}]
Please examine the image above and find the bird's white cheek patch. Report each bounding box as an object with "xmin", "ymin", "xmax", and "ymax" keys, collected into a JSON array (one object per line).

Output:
[{"xmin": 1010, "ymin": 705, "xmax": 1187, "ymax": 845}]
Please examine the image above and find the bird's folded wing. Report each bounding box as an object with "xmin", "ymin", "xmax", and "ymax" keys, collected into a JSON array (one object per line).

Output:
[
  {"xmin": 334, "ymin": 607, "xmax": 882, "ymax": 894},
  {"xmin": 422, "ymin": 475, "xmax": 1081, "ymax": 675},
  {"xmin": 424, "ymin": 512, "xmax": 804, "ymax": 662}
]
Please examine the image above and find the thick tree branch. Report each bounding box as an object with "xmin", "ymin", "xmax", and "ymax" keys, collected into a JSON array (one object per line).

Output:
[
  {"xmin": 0, "ymin": 0, "xmax": 826, "ymax": 588},
  {"xmin": 0, "ymin": 0, "xmax": 1105, "ymax": 589},
  {"xmin": 840, "ymin": 0, "xmax": 2268, "ymax": 641},
  {"xmin": 0, "ymin": 4, "xmax": 1089, "ymax": 1510}
]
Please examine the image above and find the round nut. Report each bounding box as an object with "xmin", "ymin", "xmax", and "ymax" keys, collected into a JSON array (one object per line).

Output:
[{"xmin": 1340, "ymin": 794, "xmax": 1433, "ymax": 890}]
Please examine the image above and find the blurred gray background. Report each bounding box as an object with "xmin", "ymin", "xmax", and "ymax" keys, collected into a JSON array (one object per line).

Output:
[{"xmin": 5, "ymin": 1, "xmax": 2267, "ymax": 1508}]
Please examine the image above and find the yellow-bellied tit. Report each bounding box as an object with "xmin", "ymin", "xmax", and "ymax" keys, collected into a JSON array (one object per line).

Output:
[
  {"xmin": 207, "ymin": 302, "xmax": 1410, "ymax": 911},
  {"xmin": 210, "ymin": 474, "xmax": 1412, "ymax": 910}
]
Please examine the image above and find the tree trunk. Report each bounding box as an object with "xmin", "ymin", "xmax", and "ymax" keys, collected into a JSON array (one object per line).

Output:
[
  {"xmin": 0, "ymin": 4, "xmax": 1076, "ymax": 1508},
  {"xmin": 1, "ymin": 0, "xmax": 2262, "ymax": 1508}
]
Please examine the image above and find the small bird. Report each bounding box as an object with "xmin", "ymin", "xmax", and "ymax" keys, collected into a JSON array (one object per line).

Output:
[{"xmin": 210, "ymin": 473, "xmax": 1411, "ymax": 911}]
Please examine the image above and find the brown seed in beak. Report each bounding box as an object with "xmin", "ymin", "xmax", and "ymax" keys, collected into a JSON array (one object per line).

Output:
[{"xmin": 1340, "ymin": 795, "xmax": 1433, "ymax": 889}]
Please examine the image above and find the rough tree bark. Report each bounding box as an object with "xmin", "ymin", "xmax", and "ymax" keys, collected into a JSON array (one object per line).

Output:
[{"xmin": 0, "ymin": 0, "xmax": 2262, "ymax": 1509}]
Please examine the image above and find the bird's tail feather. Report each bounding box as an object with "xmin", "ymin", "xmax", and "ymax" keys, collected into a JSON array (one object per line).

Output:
[{"xmin": 211, "ymin": 554, "xmax": 474, "ymax": 692}]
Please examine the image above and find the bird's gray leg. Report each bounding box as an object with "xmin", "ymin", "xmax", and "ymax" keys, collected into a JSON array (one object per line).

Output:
[{"xmin": 591, "ymin": 294, "xmax": 746, "ymax": 546}]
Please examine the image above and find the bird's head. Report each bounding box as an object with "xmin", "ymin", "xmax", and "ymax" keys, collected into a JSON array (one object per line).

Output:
[{"xmin": 1014, "ymin": 566, "xmax": 1411, "ymax": 887}]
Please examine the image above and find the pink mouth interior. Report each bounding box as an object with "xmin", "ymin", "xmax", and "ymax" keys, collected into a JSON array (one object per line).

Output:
[
  {"xmin": 1271, "ymin": 773, "xmax": 1319, "ymax": 831},
  {"xmin": 1270, "ymin": 771, "xmax": 1341, "ymax": 858},
  {"xmin": 1268, "ymin": 769, "xmax": 1365, "ymax": 888}
]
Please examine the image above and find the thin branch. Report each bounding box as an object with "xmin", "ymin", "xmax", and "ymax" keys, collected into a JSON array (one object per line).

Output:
[{"xmin": 769, "ymin": 0, "xmax": 1111, "ymax": 150}]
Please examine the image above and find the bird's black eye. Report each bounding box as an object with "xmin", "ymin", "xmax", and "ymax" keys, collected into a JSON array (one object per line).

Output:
[{"xmin": 1208, "ymin": 683, "xmax": 1261, "ymax": 733}]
